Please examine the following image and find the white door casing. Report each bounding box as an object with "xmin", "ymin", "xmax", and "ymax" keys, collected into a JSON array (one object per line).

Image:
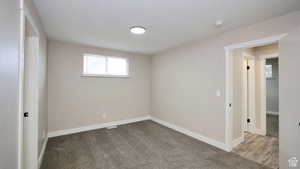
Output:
[
  {"xmin": 23, "ymin": 37, "xmax": 39, "ymax": 169},
  {"xmin": 224, "ymin": 33, "xmax": 287, "ymax": 151}
]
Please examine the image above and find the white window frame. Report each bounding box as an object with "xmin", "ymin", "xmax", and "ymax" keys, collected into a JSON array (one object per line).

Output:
[{"xmin": 82, "ymin": 54, "xmax": 130, "ymax": 78}]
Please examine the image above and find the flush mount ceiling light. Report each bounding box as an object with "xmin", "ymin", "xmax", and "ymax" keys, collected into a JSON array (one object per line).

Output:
[
  {"xmin": 215, "ymin": 20, "xmax": 224, "ymax": 27},
  {"xmin": 130, "ymin": 26, "xmax": 146, "ymax": 35}
]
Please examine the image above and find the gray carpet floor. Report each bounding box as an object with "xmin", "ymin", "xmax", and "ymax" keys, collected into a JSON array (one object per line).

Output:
[
  {"xmin": 41, "ymin": 120, "xmax": 270, "ymax": 169},
  {"xmin": 266, "ymin": 114, "xmax": 279, "ymax": 137}
]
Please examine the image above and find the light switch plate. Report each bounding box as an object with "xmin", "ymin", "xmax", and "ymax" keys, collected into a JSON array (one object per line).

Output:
[{"xmin": 216, "ymin": 90, "xmax": 221, "ymax": 97}]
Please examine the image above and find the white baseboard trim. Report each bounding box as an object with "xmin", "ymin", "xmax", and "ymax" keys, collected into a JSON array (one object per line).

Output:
[
  {"xmin": 48, "ymin": 116, "xmax": 151, "ymax": 138},
  {"xmin": 255, "ymin": 128, "xmax": 266, "ymax": 136},
  {"xmin": 47, "ymin": 116, "xmax": 229, "ymax": 152},
  {"xmin": 232, "ymin": 136, "xmax": 244, "ymax": 148},
  {"xmin": 149, "ymin": 116, "xmax": 229, "ymax": 152},
  {"xmin": 38, "ymin": 137, "xmax": 48, "ymax": 169},
  {"xmin": 267, "ymin": 111, "xmax": 279, "ymax": 115}
]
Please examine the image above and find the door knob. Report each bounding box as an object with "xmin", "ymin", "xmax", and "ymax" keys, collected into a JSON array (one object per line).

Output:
[{"xmin": 24, "ymin": 112, "xmax": 29, "ymax": 117}]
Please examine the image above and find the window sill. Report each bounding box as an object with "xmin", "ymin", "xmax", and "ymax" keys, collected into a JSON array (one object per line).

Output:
[{"xmin": 81, "ymin": 74, "xmax": 130, "ymax": 78}]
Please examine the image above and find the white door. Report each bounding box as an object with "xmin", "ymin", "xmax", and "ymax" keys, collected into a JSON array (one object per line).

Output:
[
  {"xmin": 247, "ymin": 59, "xmax": 256, "ymax": 133},
  {"xmin": 23, "ymin": 37, "xmax": 39, "ymax": 169},
  {"xmin": 279, "ymin": 28, "xmax": 300, "ymax": 168},
  {"xmin": 243, "ymin": 58, "xmax": 256, "ymax": 133},
  {"xmin": 242, "ymin": 59, "xmax": 249, "ymax": 132}
]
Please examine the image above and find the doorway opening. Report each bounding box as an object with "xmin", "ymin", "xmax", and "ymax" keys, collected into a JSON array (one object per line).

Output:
[
  {"xmin": 224, "ymin": 34, "xmax": 286, "ymax": 169},
  {"xmin": 232, "ymin": 43, "xmax": 279, "ymax": 169}
]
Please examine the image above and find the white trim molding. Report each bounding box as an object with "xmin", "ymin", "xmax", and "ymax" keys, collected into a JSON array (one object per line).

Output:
[
  {"xmin": 255, "ymin": 128, "xmax": 266, "ymax": 136},
  {"xmin": 38, "ymin": 137, "xmax": 48, "ymax": 169},
  {"xmin": 225, "ymin": 50, "xmax": 234, "ymax": 152},
  {"xmin": 48, "ymin": 116, "xmax": 230, "ymax": 153},
  {"xmin": 267, "ymin": 111, "xmax": 279, "ymax": 115},
  {"xmin": 48, "ymin": 116, "xmax": 151, "ymax": 138},
  {"xmin": 150, "ymin": 116, "xmax": 229, "ymax": 152},
  {"xmin": 232, "ymin": 136, "xmax": 244, "ymax": 148},
  {"xmin": 224, "ymin": 33, "xmax": 287, "ymax": 152},
  {"xmin": 224, "ymin": 34, "xmax": 287, "ymax": 51},
  {"xmin": 18, "ymin": 7, "xmax": 25, "ymax": 169}
]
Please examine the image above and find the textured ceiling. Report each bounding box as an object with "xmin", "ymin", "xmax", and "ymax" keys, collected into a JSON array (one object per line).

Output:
[{"xmin": 34, "ymin": 0, "xmax": 300, "ymax": 54}]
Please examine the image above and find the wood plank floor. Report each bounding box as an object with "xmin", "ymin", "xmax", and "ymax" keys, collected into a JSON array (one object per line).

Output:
[
  {"xmin": 266, "ymin": 114, "xmax": 279, "ymax": 137},
  {"xmin": 233, "ymin": 133, "xmax": 278, "ymax": 169},
  {"xmin": 41, "ymin": 121, "xmax": 270, "ymax": 169}
]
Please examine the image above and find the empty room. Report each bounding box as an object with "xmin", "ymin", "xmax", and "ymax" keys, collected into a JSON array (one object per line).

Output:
[{"xmin": 1, "ymin": 0, "xmax": 300, "ymax": 169}]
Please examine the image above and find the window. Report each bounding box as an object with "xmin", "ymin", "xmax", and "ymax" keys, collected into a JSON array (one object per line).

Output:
[
  {"xmin": 265, "ymin": 64, "xmax": 272, "ymax": 78},
  {"xmin": 83, "ymin": 54, "xmax": 129, "ymax": 77}
]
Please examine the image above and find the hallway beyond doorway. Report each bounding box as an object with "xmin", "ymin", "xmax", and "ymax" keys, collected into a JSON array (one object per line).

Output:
[
  {"xmin": 233, "ymin": 132, "xmax": 278, "ymax": 169},
  {"xmin": 267, "ymin": 114, "xmax": 279, "ymax": 137}
]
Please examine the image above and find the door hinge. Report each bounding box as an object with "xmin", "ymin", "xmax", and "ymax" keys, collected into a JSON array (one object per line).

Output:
[{"xmin": 24, "ymin": 112, "xmax": 29, "ymax": 118}]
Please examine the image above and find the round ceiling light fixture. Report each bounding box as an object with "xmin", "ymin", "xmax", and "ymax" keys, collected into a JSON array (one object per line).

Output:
[
  {"xmin": 130, "ymin": 26, "xmax": 146, "ymax": 35},
  {"xmin": 215, "ymin": 20, "xmax": 224, "ymax": 27}
]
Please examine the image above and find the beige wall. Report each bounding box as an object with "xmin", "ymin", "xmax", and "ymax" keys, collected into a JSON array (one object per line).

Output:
[
  {"xmin": 254, "ymin": 43, "xmax": 279, "ymax": 57},
  {"xmin": 151, "ymin": 11, "xmax": 300, "ymax": 144},
  {"xmin": 24, "ymin": 0, "xmax": 48, "ymax": 156},
  {"xmin": 280, "ymin": 27, "xmax": 300, "ymax": 168},
  {"xmin": 0, "ymin": 0, "xmax": 20, "ymax": 168},
  {"xmin": 47, "ymin": 40, "xmax": 151, "ymax": 132}
]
